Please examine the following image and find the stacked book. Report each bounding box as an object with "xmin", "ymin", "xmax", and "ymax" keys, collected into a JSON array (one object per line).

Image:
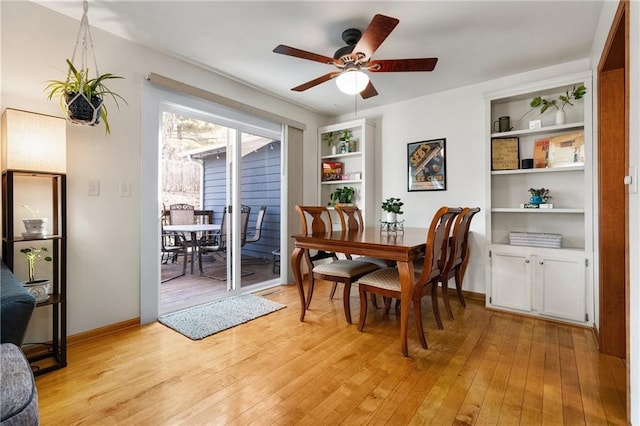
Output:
[{"xmin": 509, "ymin": 231, "xmax": 562, "ymax": 249}]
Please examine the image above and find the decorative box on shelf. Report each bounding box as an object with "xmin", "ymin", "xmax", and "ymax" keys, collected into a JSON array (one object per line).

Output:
[
  {"xmin": 520, "ymin": 203, "xmax": 554, "ymax": 209},
  {"xmin": 321, "ymin": 161, "xmax": 343, "ymax": 181},
  {"xmin": 342, "ymin": 172, "xmax": 361, "ymax": 181},
  {"xmin": 509, "ymin": 231, "xmax": 562, "ymax": 249}
]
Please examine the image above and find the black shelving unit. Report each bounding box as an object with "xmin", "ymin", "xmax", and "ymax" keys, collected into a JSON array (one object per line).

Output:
[{"xmin": 1, "ymin": 169, "xmax": 67, "ymax": 375}]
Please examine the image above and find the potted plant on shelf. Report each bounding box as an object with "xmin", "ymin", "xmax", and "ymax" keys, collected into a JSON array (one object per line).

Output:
[
  {"xmin": 528, "ymin": 187, "xmax": 552, "ymax": 205},
  {"xmin": 381, "ymin": 197, "xmax": 404, "ymax": 222},
  {"xmin": 323, "ymin": 131, "xmax": 338, "ymax": 155},
  {"xmin": 45, "ymin": 59, "xmax": 127, "ymax": 134},
  {"xmin": 530, "ymin": 84, "xmax": 587, "ymax": 125},
  {"xmin": 329, "ymin": 186, "xmax": 355, "ymax": 206},
  {"xmin": 19, "ymin": 246, "xmax": 52, "ymax": 302},
  {"xmin": 339, "ymin": 130, "xmax": 352, "ymax": 153}
]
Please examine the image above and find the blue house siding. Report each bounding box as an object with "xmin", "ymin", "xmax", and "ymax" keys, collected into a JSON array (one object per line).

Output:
[{"xmin": 201, "ymin": 143, "xmax": 281, "ymax": 261}]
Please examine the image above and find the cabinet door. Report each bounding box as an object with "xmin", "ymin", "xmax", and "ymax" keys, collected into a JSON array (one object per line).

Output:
[
  {"xmin": 537, "ymin": 255, "xmax": 586, "ymax": 322},
  {"xmin": 490, "ymin": 251, "xmax": 531, "ymax": 312}
]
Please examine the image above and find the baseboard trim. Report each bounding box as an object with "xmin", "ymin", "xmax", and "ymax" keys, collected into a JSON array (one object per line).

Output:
[
  {"xmin": 68, "ymin": 318, "xmax": 140, "ymax": 346},
  {"xmin": 484, "ymin": 307, "xmax": 593, "ymax": 329}
]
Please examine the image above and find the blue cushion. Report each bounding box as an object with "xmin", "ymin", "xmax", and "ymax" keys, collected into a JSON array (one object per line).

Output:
[{"xmin": 1, "ymin": 263, "xmax": 36, "ymax": 346}]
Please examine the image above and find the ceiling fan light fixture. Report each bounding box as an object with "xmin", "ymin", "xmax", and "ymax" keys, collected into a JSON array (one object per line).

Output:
[{"xmin": 336, "ymin": 69, "xmax": 369, "ymax": 95}]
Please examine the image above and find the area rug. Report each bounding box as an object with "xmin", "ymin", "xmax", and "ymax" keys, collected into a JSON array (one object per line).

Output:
[{"xmin": 158, "ymin": 294, "xmax": 286, "ymax": 340}]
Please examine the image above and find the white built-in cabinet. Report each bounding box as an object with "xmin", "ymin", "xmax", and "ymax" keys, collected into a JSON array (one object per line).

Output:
[
  {"xmin": 318, "ymin": 119, "xmax": 375, "ymax": 226},
  {"xmin": 485, "ymin": 71, "xmax": 593, "ymax": 325}
]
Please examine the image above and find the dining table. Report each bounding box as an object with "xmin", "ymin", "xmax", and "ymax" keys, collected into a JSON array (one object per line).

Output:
[
  {"xmin": 290, "ymin": 227, "xmax": 428, "ymax": 357},
  {"xmin": 164, "ymin": 223, "xmax": 221, "ymax": 273}
]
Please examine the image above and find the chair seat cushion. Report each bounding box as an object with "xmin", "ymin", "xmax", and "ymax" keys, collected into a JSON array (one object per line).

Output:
[
  {"xmin": 356, "ymin": 267, "xmax": 406, "ymax": 291},
  {"xmin": 0, "ymin": 343, "xmax": 39, "ymax": 425},
  {"xmin": 313, "ymin": 260, "xmax": 378, "ymax": 278}
]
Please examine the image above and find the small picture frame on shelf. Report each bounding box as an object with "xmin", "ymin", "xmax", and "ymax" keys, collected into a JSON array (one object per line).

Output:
[
  {"xmin": 407, "ymin": 138, "xmax": 446, "ymax": 191},
  {"xmin": 491, "ymin": 137, "xmax": 519, "ymax": 170},
  {"xmin": 547, "ymin": 130, "xmax": 584, "ymax": 167},
  {"xmin": 533, "ymin": 138, "xmax": 549, "ymax": 168}
]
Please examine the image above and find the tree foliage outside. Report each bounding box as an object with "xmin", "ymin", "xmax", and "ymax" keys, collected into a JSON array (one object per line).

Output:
[{"xmin": 161, "ymin": 112, "xmax": 229, "ymax": 209}]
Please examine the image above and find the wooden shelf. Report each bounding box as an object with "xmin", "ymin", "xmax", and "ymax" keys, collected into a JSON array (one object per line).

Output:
[
  {"xmin": 491, "ymin": 122, "xmax": 584, "ymax": 138},
  {"xmin": 492, "ymin": 208, "xmax": 584, "ymax": 214}
]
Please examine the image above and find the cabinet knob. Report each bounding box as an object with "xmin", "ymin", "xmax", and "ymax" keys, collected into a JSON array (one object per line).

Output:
[
  {"xmin": 539, "ymin": 261, "xmax": 544, "ymax": 265},
  {"xmin": 525, "ymin": 259, "xmax": 530, "ymax": 263}
]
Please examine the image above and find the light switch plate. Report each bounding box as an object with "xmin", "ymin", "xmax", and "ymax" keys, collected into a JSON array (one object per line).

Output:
[
  {"xmin": 88, "ymin": 179, "xmax": 100, "ymax": 196},
  {"xmin": 119, "ymin": 182, "xmax": 131, "ymax": 197}
]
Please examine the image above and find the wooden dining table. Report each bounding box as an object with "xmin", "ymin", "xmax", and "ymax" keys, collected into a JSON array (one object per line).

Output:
[{"xmin": 291, "ymin": 227, "xmax": 428, "ymax": 356}]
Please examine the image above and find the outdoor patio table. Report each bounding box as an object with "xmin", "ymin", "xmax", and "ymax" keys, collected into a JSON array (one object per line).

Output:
[{"xmin": 164, "ymin": 223, "xmax": 221, "ymax": 273}]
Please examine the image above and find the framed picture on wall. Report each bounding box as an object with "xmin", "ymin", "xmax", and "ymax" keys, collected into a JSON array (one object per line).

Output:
[{"xmin": 407, "ymin": 138, "xmax": 446, "ymax": 191}]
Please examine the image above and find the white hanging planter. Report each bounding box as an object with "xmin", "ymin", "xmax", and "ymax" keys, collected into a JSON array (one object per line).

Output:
[{"xmin": 44, "ymin": 1, "xmax": 126, "ymax": 134}]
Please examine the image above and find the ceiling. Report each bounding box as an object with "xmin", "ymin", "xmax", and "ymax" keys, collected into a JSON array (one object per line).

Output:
[{"xmin": 35, "ymin": 1, "xmax": 604, "ymax": 117}]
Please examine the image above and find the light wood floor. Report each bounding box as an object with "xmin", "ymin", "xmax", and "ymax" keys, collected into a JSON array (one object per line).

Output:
[{"xmin": 36, "ymin": 282, "xmax": 627, "ymax": 425}]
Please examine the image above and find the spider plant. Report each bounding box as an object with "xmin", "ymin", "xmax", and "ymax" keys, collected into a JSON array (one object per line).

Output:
[{"xmin": 45, "ymin": 59, "xmax": 127, "ymax": 134}]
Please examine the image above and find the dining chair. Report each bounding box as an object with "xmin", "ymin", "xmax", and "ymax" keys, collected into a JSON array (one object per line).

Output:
[
  {"xmin": 440, "ymin": 207, "xmax": 481, "ymax": 317},
  {"xmin": 356, "ymin": 206, "xmax": 461, "ymax": 349},
  {"xmin": 334, "ymin": 204, "xmax": 395, "ymax": 306},
  {"xmin": 198, "ymin": 205, "xmax": 251, "ymax": 271},
  {"xmin": 245, "ymin": 205, "xmax": 267, "ymax": 244},
  {"xmin": 160, "ymin": 217, "xmax": 188, "ymax": 283},
  {"xmin": 169, "ymin": 203, "xmax": 196, "ymax": 225},
  {"xmin": 295, "ymin": 205, "xmax": 379, "ymax": 324}
]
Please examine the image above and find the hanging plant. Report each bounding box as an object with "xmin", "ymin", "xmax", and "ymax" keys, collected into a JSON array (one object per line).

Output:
[
  {"xmin": 44, "ymin": 1, "xmax": 126, "ymax": 134},
  {"xmin": 45, "ymin": 59, "xmax": 126, "ymax": 134}
]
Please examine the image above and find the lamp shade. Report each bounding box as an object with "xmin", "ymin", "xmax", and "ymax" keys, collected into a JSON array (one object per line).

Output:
[
  {"xmin": 336, "ymin": 70, "xmax": 370, "ymax": 95},
  {"xmin": 1, "ymin": 108, "xmax": 66, "ymax": 173}
]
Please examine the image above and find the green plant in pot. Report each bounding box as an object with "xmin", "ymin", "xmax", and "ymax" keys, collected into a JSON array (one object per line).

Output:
[
  {"xmin": 329, "ymin": 186, "xmax": 355, "ymax": 206},
  {"xmin": 19, "ymin": 246, "xmax": 52, "ymax": 302},
  {"xmin": 528, "ymin": 187, "xmax": 552, "ymax": 205},
  {"xmin": 530, "ymin": 85, "xmax": 587, "ymax": 125},
  {"xmin": 382, "ymin": 197, "xmax": 404, "ymax": 222},
  {"xmin": 45, "ymin": 59, "xmax": 127, "ymax": 134},
  {"xmin": 339, "ymin": 130, "xmax": 352, "ymax": 153}
]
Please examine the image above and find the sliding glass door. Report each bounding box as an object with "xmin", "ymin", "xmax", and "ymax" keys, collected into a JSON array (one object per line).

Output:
[{"xmin": 157, "ymin": 97, "xmax": 281, "ymax": 311}]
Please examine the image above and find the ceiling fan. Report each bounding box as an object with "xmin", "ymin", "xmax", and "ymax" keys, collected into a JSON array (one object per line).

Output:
[{"xmin": 273, "ymin": 14, "xmax": 438, "ymax": 99}]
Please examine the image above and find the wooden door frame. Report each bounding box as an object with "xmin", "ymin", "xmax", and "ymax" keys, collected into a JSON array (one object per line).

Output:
[{"xmin": 596, "ymin": 0, "xmax": 629, "ymax": 417}]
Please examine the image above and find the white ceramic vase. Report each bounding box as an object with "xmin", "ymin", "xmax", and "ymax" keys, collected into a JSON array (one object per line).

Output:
[
  {"xmin": 555, "ymin": 109, "xmax": 566, "ymax": 125},
  {"xmin": 22, "ymin": 218, "xmax": 48, "ymax": 237},
  {"xmin": 386, "ymin": 211, "xmax": 397, "ymax": 223}
]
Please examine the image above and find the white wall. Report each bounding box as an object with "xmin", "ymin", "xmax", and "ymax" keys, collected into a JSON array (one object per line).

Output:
[
  {"xmin": 0, "ymin": 1, "xmax": 325, "ymax": 336},
  {"xmin": 334, "ymin": 59, "xmax": 590, "ymax": 295}
]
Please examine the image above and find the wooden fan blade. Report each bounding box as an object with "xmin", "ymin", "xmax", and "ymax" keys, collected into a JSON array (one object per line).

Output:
[
  {"xmin": 292, "ymin": 72, "xmax": 341, "ymax": 92},
  {"xmin": 273, "ymin": 44, "xmax": 337, "ymax": 65},
  {"xmin": 369, "ymin": 58, "xmax": 438, "ymax": 72},
  {"xmin": 353, "ymin": 14, "xmax": 399, "ymax": 61},
  {"xmin": 360, "ymin": 81, "xmax": 378, "ymax": 99}
]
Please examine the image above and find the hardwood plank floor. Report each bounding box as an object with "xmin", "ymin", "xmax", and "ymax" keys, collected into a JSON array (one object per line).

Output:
[{"xmin": 36, "ymin": 282, "xmax": 627, "ymax": 425}]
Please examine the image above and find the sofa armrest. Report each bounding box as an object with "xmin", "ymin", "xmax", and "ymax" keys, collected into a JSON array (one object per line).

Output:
[{"xmin": 1, "ymin": 262, "xmax": 36, "ymax": 346}]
